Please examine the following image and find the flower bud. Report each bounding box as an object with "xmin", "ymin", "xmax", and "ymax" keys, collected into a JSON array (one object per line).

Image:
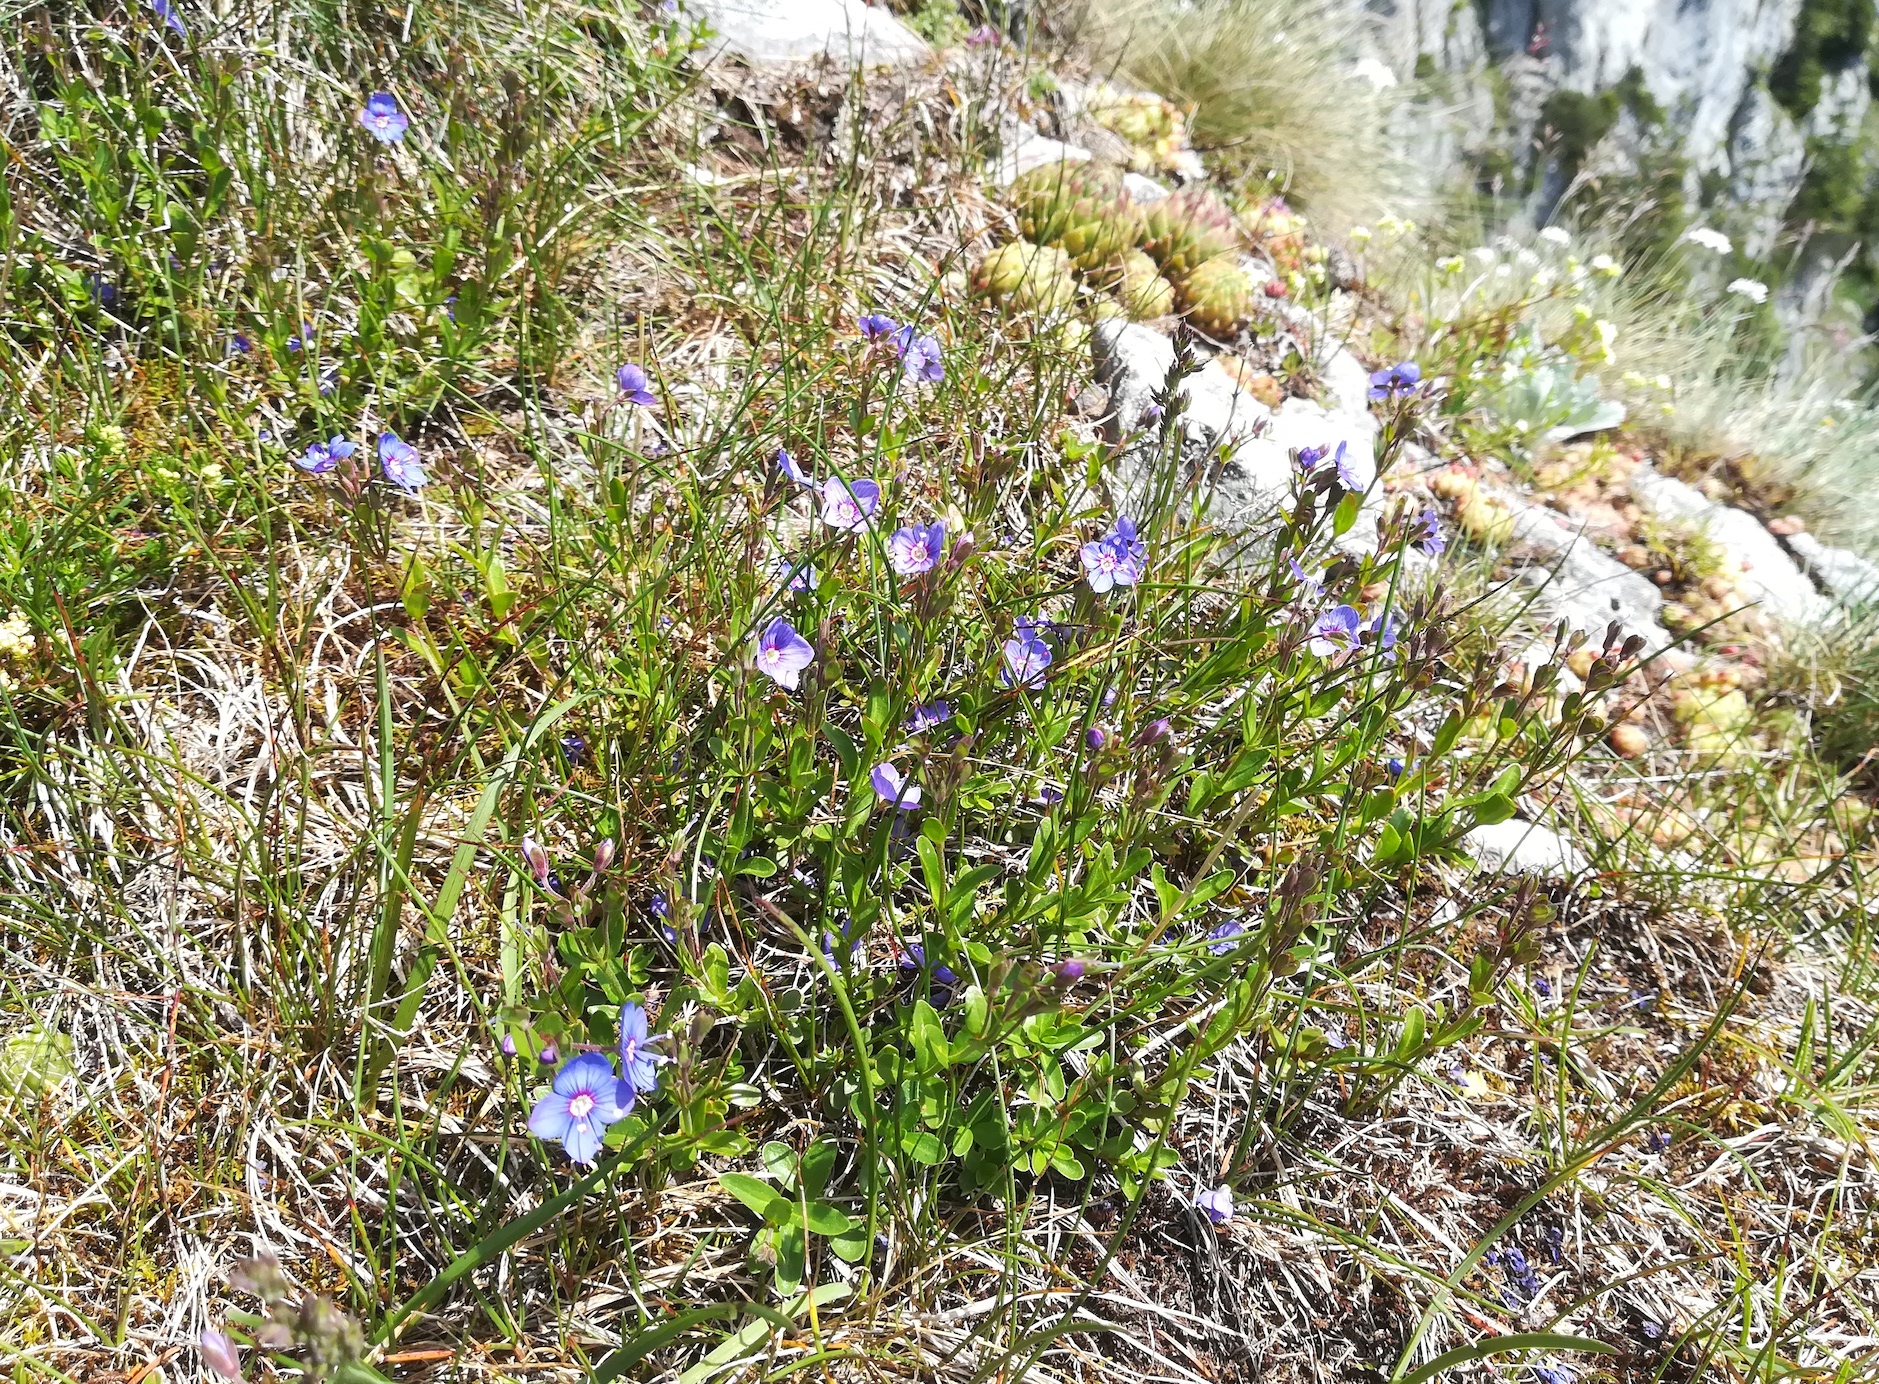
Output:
[
  {"xmin": 1055, "ymin": 958, "xmax": 1086, "ymax": 982},
  {"xmin": 1086, "ymin": 726, "xmax": 1108, "ymax": 751},
  {"xmin": 591, "ymin": 838, "xmax": 616, "ymax": 872},
  {"xmin": 1136, "ymin": 717, "xmax": 1172, "ymax": 748},
  {"xmin": 520, "ymin": 835, "xmax": 553, "ymax": 889},
  {"xmin": 499, "ymin": 1032, "xmax": 517, "ymax": 1056},
  {"xmin": 537, "ymin": 1042, "xmax": 559, "ymax": 1066}
]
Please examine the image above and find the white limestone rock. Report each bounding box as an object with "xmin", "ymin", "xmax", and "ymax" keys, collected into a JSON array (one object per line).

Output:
[
  {"xmin": 1123, "ymin": 172, "xmax": 1170, "ymax": 204},
  {"xmin": 992, "ymin": 129, "xmax": 1091, "ymax": 185},
  {"xmin": 1090, "ymin": 321, "xmax": 1378, "ymax": 538},
  {"xmin": 1788, "ymin": 532, "xmax": 1879, "ymax": 607},
  {"xmin": 1630, "ymin": 467, "xmax": 1831, "ymax": 626},
  {"xmin": 1507, "ymin": 502, "xmax": 1671, "ymax": 650},
  {"xmin": 1462, "ymin": 820, "xmax": 1588, "ymax": 881},
  {"xmin": 689, "ymin": 0, "xmax": 929, "ymax": 66}
]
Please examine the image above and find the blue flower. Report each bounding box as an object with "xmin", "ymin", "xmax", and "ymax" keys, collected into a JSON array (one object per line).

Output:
[
  {"xmin": 1196, "ymin": 1185, "xmax": 1234, "ymax": 1224},
  {"xmin": 616, "ymin": 363, "xmax": 657, "ymax": 407},
  {"xmin": 226, "ymin": 332, "xmax": 252, "ymax": 357},
  {"xmin": 870, "ymin": 761, "xmax": 922, "ymax": 810},
  {"xmin": 1368, "ymin": 609, "xmax": 1400, "ymax": 660},
  {"xmin": 1294, "ymin": 444, "xmax": 1329, "ymax": 472},
  {"xmin": 287, "ymin": 321, "xmax": 314, "ymax": 352},
  {"xmin": 1082, "ymin": 515, "xmax": 1146, "ymax": 592},
  {"xmin": 378, "ymin": 432, "xmax": 426, "ymax": 492},
  {"xmin": 1001, "ymin": 616, "xmax": 1052, "ymax": 689},
  {"xmin": 358, "ymin": 92, "xmax": 410, "ymax": 145},
  {"xmin": 617, "ymin": 1001, "xmax": 670, "ymax": 1096},
  {"xmin": 1526, "ymin": 1365, "xmax": 1574, "ymax": 1384},
  {"xmin": 858, "ymin": 313, "xmax": 900, "ymax": 341},
  {"xmin": 906, "ymin": 700, "xmax": 950, "ymax": 733},
  {"xmin": 776, "ymin": 448, "xmax": 814, "ymax": 487},
  {"xmin": 527, "ymin": 1052, "xmax": 628, "ymax": 1165},
  {"xmin": 296, "ymin": 436, "xmax": 355, "ymax": 475},
  {"xmin": 1415, "ymin": 507, "xmax": 1446, "ymax": 557},
  {"xmin": 150, "ymin": 0, "xmax": 186, "ymax": 35},
  {"xmin": 560, "ymin": 733, "xmax": 586, "ymax": 764},
  {"xmin": 820, "ymin": 476, "xmax": 881, "ymax": 531},
  {"xmin": 1206, "ymin": 919, "xmax": 1243, "ymax": 955},
  {"xmin": 1367, "ymin": 360, "xmax": 1421, "ymax": 401},
  {"xmin": 775, "ymin": 557, "xmax": 818, "ymax": 592},
  {"xmin": 1385, "ymin": 756, "xmax": 1404, "ymax": 778},
  {"xmin": 898, "ymin": 331, "xmax": 944, "ymax": 383},
  {"xmin": 888, "ymin": 521, "xmax": 946, "ymax": 575},
  {"xmin": 1308, "ymin": 604, "xmax": 1362, "ymax": 657},
  {"xmin": 755, "ymin": 618, "xmax": 815, "ymax": 689},
  {"xmin": 1332, "ymin": 441, "xmax": 1362, "ymax": 490},
  {"xmin": 898, "ymin": 942, "xmax": 957, "ymax": 1004}
]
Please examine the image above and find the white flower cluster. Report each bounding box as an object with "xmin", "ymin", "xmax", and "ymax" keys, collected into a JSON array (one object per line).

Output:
[
  {"xmin": 1726, "ymin": 278, "xmax": 1770, "ymax": 304},
  {"xmin": 1683, "ymin": 226, "xmax": 1732, "ymax": 255}
]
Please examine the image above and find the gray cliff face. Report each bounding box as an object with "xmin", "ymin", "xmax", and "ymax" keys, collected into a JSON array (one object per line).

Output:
[{"xmin": 1372, "ymin": 0, "xmax": 1870, "ymax": 276}]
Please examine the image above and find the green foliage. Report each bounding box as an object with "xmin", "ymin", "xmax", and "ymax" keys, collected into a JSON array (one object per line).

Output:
[{"xmin": 1769, "ymin": 0, "xmax": 1874, "ymax": 118}]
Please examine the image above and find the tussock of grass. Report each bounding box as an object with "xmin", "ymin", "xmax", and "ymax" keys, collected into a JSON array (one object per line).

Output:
[{"xmin": 0, "ymin": 5, "xmax": 1876, "ymax": 1384}]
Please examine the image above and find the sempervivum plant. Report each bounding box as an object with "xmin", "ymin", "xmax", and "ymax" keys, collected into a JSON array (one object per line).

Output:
[
  {"xmin": 1139, "ymin": 185, "xmax": 1240, "ymax": 282},
  {"xmin": 970, "ymin": 240, "xmax": 1080, "ymax": 314},
  {"xmin": 1175, "ymin": 255, "xmax": 1257, "ymax": 338},
  {"xmin": 1007, "ymin": 160, "xmax": 1139, "ymax": 274}
]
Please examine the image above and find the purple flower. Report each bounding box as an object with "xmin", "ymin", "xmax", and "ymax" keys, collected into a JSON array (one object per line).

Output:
[
  {"xmin": 1645, "ymin": 1129, "xmax": 1672, "ymax": 1153},
  {"xmin": 1196, "ymin": 1185, "xmax": 1234, "ymax": 1224},
  {"xmin": 755, "ymin": 618, "xmax": 815, "ymax": 689},
  {"xmin": 520, "ymin": 835, "xmax": 554, "ymax": 891},
  {"xmin": 1206, "ymin": 919, "xmax": 1243, "ymax": 955},
  {"xmin": 1056, "ymin": 958, "xmax": 1086, "ymax": 981},
  {"xmin": 199, "ymin": 1330, "xmax": 241, "ymax": 1381},
  {"xmin": 560, "ymin": 733, "xmax": 586, "ymax": 764},
  {"xmin": 1385, "ymin": 756, "xmax": 1404, "ymax": 778},
  {"xmin": 1367, "ymin": 360, "xmax": 1421, "ymax": 401},
  {"xmin": 1527, "ymin": 1366, "xmax": 1575, "ymax": 1384},
  {"xmin": 226, "ymin": 332, "xmax": 251, "ymax": 356},
  {"xmin": 296, "ymin": 436, "xmax": 355, "ymax": 474},
  {"xmin": 528, "ymin": 1052, "xmax": 628, "ymax": 1165},
  {"xmin": 378, "ymin": 432, "xmax": 426, "ymax": 492},
  {"xmin": 820, "ymin": 476, "xmax": 881, "ymax": 531},
  {"xmin": 1332, "ymin": 441, "xmax": 1362, "ymax": 491},
  {"xmin": 776, "ymin": 448, "xmax": 814, "ymax": 487},
  {"xmin": 538, "ymin": 1042, "xmax": 560, "ymax": 1066},
  {"xmin": 618, "ymin": 1000, "xmax": 669, "ymax": 1095},
  {"xmin": 151, "ymin": 0, "xmax": 187, "ymax": 35},
  {"xmin": 1136, "ymin": 717, "xmax": 1172, "ymax": 747},
  {"xmin": 1415, "ymin": 507, "xmax": 1446, "ymax": 557},
  {"xmin": 888, "ymin": 521, "xmax": 946, "ymax": 575},
  {"xmin": 1308, "ymin": 604, "xmax": 1362, "ymax": 657},
  {"xmin": 1086, "ymin": 726, "xmax": 1108, "ymax": 751},
  {"xmin": 1368, "ymin": 609, "xmax": 1400, "ymax": 660},
  {"xmin": 1081, "ymin": 515, "xmax": 1146, "ymax": 593},
  {"xmin": 616, "ymin": 363, "xmax": 657, "ymax": 407},
  {"xmin": 871, "ymin": 762, "xmax": 922, "ymax": 810},
  {"xmin": 966, "ymin": 22, "xmax": 1000, "ymax": 45},
  {"xmin": 898, "ymin": 331, "xmax": 944, "ymax": 383},
  {"xmin": 1294, "ymin": 444, "xmax": 1329, "ymax": 472},
  {"xmin": 358, "ymin": 92, "xmax": 410, "ymax": 145},
  {"xmin": 898, "ymin": 942, "xmax": 957, "ymax": 1003},
  {"xmin": 1534, "ymin": 976, "xmax": 1553, "ymax": 998},
  {"xmin": 775, "ymin": 557, "xmax": 818, "ymax": 592},
  {"xmin": 858, "ymin": 313, "xmax": 900, "ymax": 341},
  {"xmin": 1001, "ymin": 617, "xmax": 1052, "ymax": 689},
  {"xmin": 286, "ymin": 321, "xmax": 313, "ymax": 352},
  {"xmin": 907, "ymin": 700, "xmax": 950, "ymax": 733},
  {"xmin": 500, "ymin": 1032, "xmax": 518, "ymax": 1056}
]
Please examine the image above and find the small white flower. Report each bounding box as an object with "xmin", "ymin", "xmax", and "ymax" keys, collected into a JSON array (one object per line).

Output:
[
  {"xmin": 1538, "ymin": 226, "xmax": 1571, "ymax": 247},
  {"xmin": 1349, "ymin": 225, "xmax": 1373, "ymax": 246},
  {"xmin": 1470, "ymin": 246, "xmax": 1497, "ymax": 265},
  {"xmin": 1532, "ymin": 267, "xmax": 1557, "ymax": 288},
  {"xmin": 1352, "ymin": 57, "xmax": 1397, "ymax": 90},
  {"xmin": 1515, "ymin": 247, "xmax": 1540, "ymax": 268},
  {"xmin": 1589, "ymin": 252, "xmax": 1619, "ymax": 275},
  {"xmin": 1726, "ymin": 277, "xmax": 1769, "ymax": 304},
  {"xmin": 1683, "ymin": 226, "xmax": 1733, "ymax": 255}
]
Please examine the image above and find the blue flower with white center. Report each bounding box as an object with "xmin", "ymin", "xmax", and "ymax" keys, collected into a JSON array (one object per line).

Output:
[
  {"xmin": 358, "ymin": 92, "xmax": 409, "ymax": 144},
  {"xmin": 617, "ymin": 1001, "xmax": 670, "ymax": 1096},
  {"xmin": 296, "ymin": 436, "xmax": 355, "ymax": 475},
  {"xmin": 528, "ymin": 1052, "xmax": 627, "ymax": 1166},
  {"xmin": 377, "ymin": 432, "xmax": 426, "ymax": 492}
]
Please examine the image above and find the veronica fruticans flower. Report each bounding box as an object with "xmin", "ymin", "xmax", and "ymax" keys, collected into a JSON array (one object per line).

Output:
[
  {"xmin": 1081, "ymin": 515, "xmax": 1146, "ymax": 592},
  {"xmin": 755, "ymin": 619, "xmax": 815, "ymax": 689},
  {"xmin": 776, "ymin": 448, "xmax": 814, "ymax": 487},
  {"xmin": 906, "ymin": 700, "xmax": 950, "ymax": 733},
  {"xmin": 870, "ymin": 761, "xmax": 922, "ymax": 810},
  {"xmin": 358, "ymin": 92, "xmax": 409, "ymax": 144},
  {"xmin": 888, "ymin": 521, "xmax": 946, "ymax": 575},
  {"xmin": 1415, "ymin": 507, "xmax": 1446, "ymax": 557},
  {"xmin": 616, "ymin": 363, "xmax": 657, "ymax": 407},
  {"xmin": 528, "ymin": 1052, "xmax": 627, "ymax": 1166},
  {"xmin": 898, "ymin": 331, "xmax": 944, "ymax": 383},
  {"xmin": 617, "ymin": 1001, "xmax": 669, "ymax": 1096},
  {"xmin": 1367, "ymin": 361, "xmax": 1420, "ymax": 401},
  {"xmin": 296, "ymin": 436, "xmax": 355, "ymax": 474},
  {"xmin": 1196, "ymin": 1185, "xmax": 1234, "ymax": 1224},
  {"xmin": 858, "ymin": 312, "xmax": 900, "ymax": 341},
  {"xmin": 378, "ymin": 432, "xmax": 426, "ymax": 492},
  {"xmin": 151, "ymin": 0, "xmax": 187, "ymax": 34},
  {"xmin": 774, "ymin": 557, "xmax": 818, "ymax": 592},
  {"xmin": 1368, "ymin": 609, "xmax": 1400, "ymax": 660},
  {"xmin": 1332, "ymin": 441, "xmax": 1362, "ymax": 490},
  {"xmin": 1308, "ymin": 604, "xmax": 1362, "ymax": 657},
  {"xmin": 1001, "ymin": 616, "xmax": 1052, "ymax": 689},
  {"xmin": 1206, "ymin": 918, "xmax": 1243, "ymax": 955},
  {"xmin": 199, "ymin": 1330, "xmax": 241, "ymax": 1382},
  {"xmin": 820, "ymin": 476, "xmax": 881, "ymax": 531}
]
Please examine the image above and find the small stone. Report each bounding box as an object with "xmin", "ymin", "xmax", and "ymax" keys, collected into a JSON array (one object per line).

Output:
[
  {"xmin": 690, "ymin": 0, "xmax": 931, "ymax": 65},
  {"xmin": 1767, "ymin": 515, "xmax": 1805, "ymax": 536},
  {"xmin": 1463, "ymin": 821, "xmax": 1589, "ymax": 881},
  {"xmin": 1653, "ymin": 570, "xmax": 1673, "ymax": 586},
  {"xmin": 1608, "ymin": 723, "xmax": 1651, "ymax": 758},
  {"xmin": 1071, "ymin": 383, "xmax": 1111, "ymax": 419},
  {"xmin": 1615, "ymin": 543, "xmax": 1653, "ymax": 570}
]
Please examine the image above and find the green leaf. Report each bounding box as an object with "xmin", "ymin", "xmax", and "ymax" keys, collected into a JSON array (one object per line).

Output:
[
  {"xmin": 799, "ymin": 1139, "xmax": 836, "ymax": 1201},
  {"xmin": 1471, "ymin": 793, "xmax": 1516, "ymax": 826},
  {"xmin": 718, "ymin": 1172, "xmax": 785, "ymax": 1220},
  {"xmin": 760, "ymin": 1141, "xmax": 797, "ymax": 1187},
  {"xmin": 824, "ymin": 725, "xmax": 859, "ymax": 779},
  {"xmin": 735, "ymin": 856, "xmax": 778, "ymax": 879},
  {"xmin": 1333, "ymin": 490, "xmax": 1361, "ymax": 535},
  {"xmin": 803, "ymin": 1201, "xmax": 852, "ymax": 1237},
  {"xmin": 1397, "ymin": 1334, "xmax": 1614, "ymax": 1384},
  {"xmin": 773, "ymin": 1222, "xmax": 805, "ymax": 1290},
  {"xmin": 830, "ymin": 1220, "xmax": 870, "ymax": 1263},
  {"xmin": 902, "ymin": 1130, "xmax": 944, "ymax": 1164}
]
